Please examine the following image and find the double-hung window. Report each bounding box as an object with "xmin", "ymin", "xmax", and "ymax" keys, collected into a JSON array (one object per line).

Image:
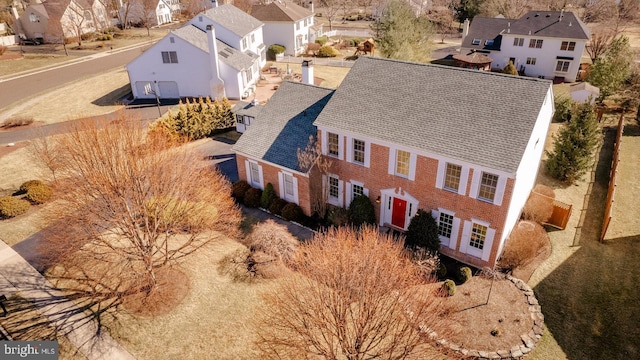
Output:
[
  {"xmin": 513, "ymin": 37, "xmax": 524, "ymax": 46},
  {"xmin": 395, "ymin": 150, "xmax": 410, "ymax": 177},
  {"xmin": 284, "ymin": 174, "xmax": 294, "ymax": 197},
  {"xmin": 353, "ymin": 139, "xmax": 365, "ymax": 164},
  {"xmin": 328, "ymin": 133, "xmax": 339, "ymax": 157},
  {"xmin": 478, "ymin": 172, "xmax": 498, "ymax": 202},
  {"xmin": 560, "ymin": 41, "xmax": 576, "ymax": 51},
  {"xmin": 351, "ymin": 183, "xmax": 364, "ymax": 201},
  {"xmin": 329, "ymin": 177, "xmax": 339, "ymax": 199},
  {"xmin": 526, "ymin": 57, "xmax": 536, "ymax": 65},
  {"xmin": 444, "ymin": 163, "xmax": 462, "ymax": 192},
  {"xmin": 161, "ymin": 51, "xmax": 178, "ymax": 64},
  {"xmin": 438, "ymin": 213, "xmax": 454, "ymax": 239},
  {"xmin": 250, "ymin": 163, "xmax": 260, "ymax": 187},
  {"xmin": 555, "ymin": 60, "xmax": 570, "ymax": 72},
  {"xmin": 528, "ymin": 39, "xmax": 543, "ymax": 48},
  {"xmin": 469, "ymin": 223, "xmax": 487, "ymax": 250}
]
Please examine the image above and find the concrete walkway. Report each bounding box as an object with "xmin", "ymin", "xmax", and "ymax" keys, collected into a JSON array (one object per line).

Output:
[{"xmin": 0, "ymin": 241, "xmax": 134, "ymax": 360}]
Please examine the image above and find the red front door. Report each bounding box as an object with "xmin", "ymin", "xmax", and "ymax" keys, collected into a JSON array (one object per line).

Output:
[{"xmin": 391, "ymin": 198, "xmax": 407, "ymax": 229}]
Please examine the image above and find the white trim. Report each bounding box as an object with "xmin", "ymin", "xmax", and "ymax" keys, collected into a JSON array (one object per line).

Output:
[
  {"xmin": 493, "ymin": 176, "xmax": 507, "ymax": 206},
  {"xmin": 388, "ymin": 146, "xmax": 417, "ymax": 181},
  {"xmin": 458, "ymin": 166, "xmax": 469, "ymax": 196},
  {"xmin": 450, "ymin": 217, "xmax": 461, "ymax": 250},
  {"xmin": 322, "ymin": 130, "xmax": 344, "ymax": 160},
  {"xmin": 236, "ymin": 152, "xmax": 308, "ymax": 177},
  {"xmin": 245, "ymin": 159, "xmax": 264, "ymax": 189},
  {"xmin": 379, "ymin": 188, "xmax": 419, "ymax": 230},
  {"xmin": 325, "ymin": 174, "xmax": 343, "ymax": 207},
  {"xmin": 461, "ymin": 218, "xmax": 494, "ymax": 260},
  {"xmin": 279, "ymin": 171, "xmax": 299, "ymax": 205}
]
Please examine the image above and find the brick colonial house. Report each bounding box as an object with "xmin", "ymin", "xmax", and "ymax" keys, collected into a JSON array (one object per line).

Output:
[{"xmin": 234, "ymin": 57, "xmax": 554, "ymax": 268}]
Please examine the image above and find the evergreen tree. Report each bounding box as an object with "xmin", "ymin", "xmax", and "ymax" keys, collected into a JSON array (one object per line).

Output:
[
  {"xmin": 404, "ymin": 209, "xmax": 440, "ymax": 252},
  {"xmin": 502, "ymin": 61, "xmax": 518, "ymax": 75},
  {"xmin": 546, "ymin": 102, "xmax": 600, "ymax": 183}
]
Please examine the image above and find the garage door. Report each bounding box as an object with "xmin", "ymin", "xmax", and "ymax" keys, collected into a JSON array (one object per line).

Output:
[
  {"xmin": 158, "ymin": 81, "xmax": 179, "ymax": 99},
  {"xmin": 135, "ymin": 81, "xmax": 154, "ymax": 99}
]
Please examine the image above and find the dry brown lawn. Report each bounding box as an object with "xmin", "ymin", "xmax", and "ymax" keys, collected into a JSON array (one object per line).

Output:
[{"xmin": 0, "ymin": 53, "xmax": 81, "ymax": 77}]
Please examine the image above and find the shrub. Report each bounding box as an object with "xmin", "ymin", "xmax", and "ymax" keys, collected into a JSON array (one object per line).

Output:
[
  {"xmin": 248, "ymin": 219, "xmax": 299, "ymax": 265},
  {"xmin": 25, "ymin": 183, "xmax": 53, "ymax": 204},
  {"xmin": 244, "ymin": 187, "xmax": 262, "ymax": 208},
  {"xmin": 523, "ymin": 184, "xmax": 555, "ymax": 224},
  {"xmin": 267, "ymin": 44, "xmax": 286, "ymax": 60},
  {"xmin": 269, "ymin": 198, "xmax": 288, "ymax": 216},
  {"xmin": 261, "ymin": 183, "xmax": 277, "ymax": 209},
  {"xmin": 404, "ymin": 209, "xmax": 440, "ymax": 252},
  {"xmin": 281, "ymin": 203, "xmax": 303, "ymax": 222},
  {"xmin": 232, "ymin": 181, "xmax": 251, "ymax": 202},
  {"xmin": 0, "ymin": 45, "xmax": 7, "ymax": 56},
  {"xmin": 458, "ymin": 266, "xmax": 472, "ymax": 284},
  {"xmin": 1, "ymin": 117, "xmax": 34, "ymax": 129},
  {"xmin": 315, "ymin": 36, "xmax": 328, "ymax": 46},
  {"xmin": 317, "ymin": 45, "xmax": 340, "ymax": 58},
  {"xmin": 0, "ymin": 196, "xmax": 30, "ymax": 219},
  {"xmin": 19, "ymin": 180, "xmax": 45, "ymax": 194},
  {"xmin": 437, "ymin": 263, "xmax": 447, "ymax": 279},
  {"xmin": 441, "ymin": 279, "xmax": 456, "ymax": 296},
  {"xmin": 502, "ymin": 61, "xmax": 517, "ymax": 75},
  {"xmin": 499, "ymin": 220, "xmax": 548, "ymax": 271},
  {"xmin": 553, "ymin": 95, "xmax": 574, "ymax": 122},
  {"xmin": 328, "ymin": 207, "xmax": 349, "ymax": 227},
  {"xmin": 350, "ymin": 38, "xmax": 361, "ymax": 47},
  {"xmin": 411, "ymin": 247, "xmax": 440, "ymax": 277},
  {"xmin": 348, "ymin": 195, "xmax": 376, "ymax": 227}
]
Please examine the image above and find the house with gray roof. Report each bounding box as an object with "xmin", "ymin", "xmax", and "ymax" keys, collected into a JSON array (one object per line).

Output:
[
  {"xmin": 126, "ymin": 3, "xmax": 265, "ymax": 100},
  {"xmin": 250, "ymin": 0, "xmax": 316, "ymax": 56},
  {"xmin": 234, "ymin": 56, "xmax": 554, "ymax": 269},
  {"xmin": 461, "ymin": 10, "xmax": 590, "ymax": 82}
]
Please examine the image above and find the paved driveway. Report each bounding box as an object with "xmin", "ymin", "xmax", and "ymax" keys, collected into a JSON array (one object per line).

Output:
[{"xmin": 195, "ymin": 135, "xmax": 239, "ymax": 183}]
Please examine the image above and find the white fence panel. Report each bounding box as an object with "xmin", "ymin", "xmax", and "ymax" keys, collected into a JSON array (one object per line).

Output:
[{"xmin": 0, "ymin": 35, "xmax": 17, "ymax": 46}]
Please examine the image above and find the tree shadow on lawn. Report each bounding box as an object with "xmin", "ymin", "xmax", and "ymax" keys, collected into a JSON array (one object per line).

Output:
[
  {"xmin": 91, "ymin": 84, "xmax": 132, "ymax": 106},
  {"xmin": 534, "ymin": 124, "xmax": 640, "ymax": 359}
]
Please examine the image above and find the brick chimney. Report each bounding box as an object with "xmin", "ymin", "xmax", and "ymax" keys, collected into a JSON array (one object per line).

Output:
[
  {"xmin": 302, "ymin": 60, "xmax": 314, "ymax": 85},
  {"xmin": 207, "ymin": 25, "xmax": 225, "ymax": 99}
]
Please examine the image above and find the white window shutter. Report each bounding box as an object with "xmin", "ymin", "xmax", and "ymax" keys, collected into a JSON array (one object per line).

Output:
[
  {"xmin": 257, "ymin": 164, "xmax": 264, "ymax": 189},
  {"xmin": 338, "ymin": 179, "xmax": 344, "ymax": 207},
  {"xmin": 364, "ymin": 141, "xmax": 371, "ymax": 168},
  {"xmin": 450, "ymin": 217, "xmax": 461, "ymax": 250},
  {"xmin": 482, "ymin": 228, "xmax": 496, "ymax": 261},
  {"xmin": 458, "ymin": 166, "xmax": 469, "ymax": 195},
  {"xmin": 278, "ymin": 172, "xmax": 284, "ymax": 199},
  {"xmin": 363, "ymin": 187, "xmax": 369, "ymax": 197},
  {"xmin": 345, "ymin": 182, "xmax": 352, "ymax": 207},
  {"xmin": 388, "ymin": 148, "xmax": 395, "ymax": 176},
  {"xmin": 470, "ymin": 169, "xmax": 481, "ymax": 199},
  {"xmin": 435, "ymin": 161, "xmax": 445, "ymax": 189},
  {"xmin": 338, "ymin": 134, "xmax": 344, "ymax": 160},
  {"xmin": 493, "ymin": 176, "xmax": 507, "ymax": 206},
  {"xmin": 346, "ymin": 136, "xmax": 353, "ymax": 163},
  {"xmin": 459, "ymin": 221, "xmax": 471, "ymax": 254},
  {"xmin": 321, "ymin": 131, "xmax": 328, "ymax": 155},
  {"xmin": 244, "ymin": 160, "xmax": 251, "ymax": 184},
  {"xmin": 408, "ymin": 153, "xmax": 417, "ymax": 181},
  {"xmin": 292, "ymin": 176, "xmax": 299, "ymax": 205}
]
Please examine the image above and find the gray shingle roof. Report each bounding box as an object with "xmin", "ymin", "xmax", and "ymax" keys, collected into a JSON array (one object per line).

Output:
[
  {"xmin": 313, "ymin": 57, "xmax": 552, "ymax": 174},
  {"xmin": 232, "ymin": 101, "xmax": 262, "ymax": 117},
  {"xmin": 251, "ymin": 1, "xmax": 313, "ymax": 22},
  {"xmin": 202, "ymin": 4, "xmax": 263, "ymax": 38},
  {"xmin": 172, "ymin": 25, "xmax": 254, "ymax": 71},
  {"xmin": 461, "ymin": 17, "xmax": 511, "ymax": 50},
  {"xmin": 233, "ymin": 82, "xmax": 335, "ymax": 172}
]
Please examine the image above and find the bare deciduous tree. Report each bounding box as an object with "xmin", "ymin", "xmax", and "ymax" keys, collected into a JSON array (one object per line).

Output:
[
  {"xmin": 498, "ymin": 220, "xmax": 547, "ymax": 272},
  {"xmin": 586, "ymin": 30, "xmax": 615, "ymax": 63},
  {"xmin": 37, "ymin": 114, "xmax": 241, "ymax": 294},
  {"xmin": 522, "ymin": 184, "xmax": 555, "ymax": 224},
  {"xmin": 255, "ymin": 226, "xmax": 450, "ymax": 359},
  {"xmin": 297, "ymin": 135, "xmax": 332, "ymax": 218}
]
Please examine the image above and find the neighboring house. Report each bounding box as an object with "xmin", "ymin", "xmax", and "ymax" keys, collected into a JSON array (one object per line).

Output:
[
  {"xmin": 569, "ymin": 82, "xmax": 599, "ymax": 103},
  {"xmin": 231, "ymin": 99, "xmax": 262, "ymax": 133},
  {"xmin": 126, "ymin": 4, "xmax": 265, "ymax": 100},
  {"xmin": 461, "ymin": 10, "xmax": 590, "ymax": 82},
  {"xmin": 15, "ymin": 0, "xmax": 109, "ymax": 43},
  {"xmin": 234, "ymin": 57, "xmax": 554, "ymax": 269},
  {"xmin": 121, "ymin": 0, "xmax": 173, "ymax": 27},
  {"xmin": 250, "ymin": 0, "xmax": 314, "ymax": 56}
]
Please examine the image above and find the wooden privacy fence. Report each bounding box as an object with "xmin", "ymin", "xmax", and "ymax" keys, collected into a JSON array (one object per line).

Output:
[{"xmin": 600, "ymin": 112, "xmax": 625, "ymax": 242}]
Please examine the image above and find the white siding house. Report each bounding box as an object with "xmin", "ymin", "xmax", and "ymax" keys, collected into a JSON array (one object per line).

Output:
[
  {"xmin": 250, "ymin": 1, "xmax": 314, "ymax": 56},
  {"xmin": 126, "ymin": 4, "xmax": 265, "ymax": 100},
  {"xmin": 120, "ymin": 0, "xmax": 173, "ymax": 27},
  {"xmin": 461, "ymin": 10, "xmax": 590, "ymax": 82}
]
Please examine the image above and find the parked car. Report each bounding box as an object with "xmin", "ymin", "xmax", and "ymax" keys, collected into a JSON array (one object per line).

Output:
[{"xmin": 20, "ymin": 39, "xmax": 41, "ymax": 45}]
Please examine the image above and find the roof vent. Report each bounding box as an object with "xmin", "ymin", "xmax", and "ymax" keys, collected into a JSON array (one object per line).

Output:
[
  {"xmin": 546, "ymin": 14, "xmax": 550, "ymax": 18},
  {"xmin": 569, "ymin": 21, "xmax": 572, "ymax": 26},
  {"xmin": 535, "ymin": 13, "xmax": 539, "ymax": 17},
  {"xmin": 251, "ymin": 98, "xmax": 259, "ymax": 106}
]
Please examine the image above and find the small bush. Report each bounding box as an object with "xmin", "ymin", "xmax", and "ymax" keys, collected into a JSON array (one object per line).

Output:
[
  {"xmin": 315, "ymin": 36, "xmax": 328, "ymax": 46},
  {"xmin": 405, "ymin": 209, "xmax": 440, "ymax": 252},
  {"xmin": 269, "ymin": 198, "xmax": 288, "ymax": 216},
  {"xmin": 502, "ymin": 61, "xmax": 517, "ymax": 75},
  {"xmin": 437, "ymin": 263, "xmax": 447, "ymax": 279},
  {"xmin": 244, "ymin": 187, "xmax": 263, "ymax": 208},
  {"xmin": 348, "ymin": 195, "xmax": 376, "ymax": 227},
  {"xmin": 248, "ymin": 219, "xmax": 299, "ymax": 265},
  {"xmin": 499, "ymin": 220, "xmax": 548, "ymax": 271},
  {"xmin": 19, "ymin": 180, "xmax": 45, "ymax": 194},
  {"xmin": 232, "ymin": 181, "xmax": 251, "ymax": 201},
  {"xmin": 0, "ymin": 45, "xmax": 7, "ymax": 56},
  {"xmin": 553, "ymin": 95, "xmax": 574, "ymax": 122},
  {"xmin": 1, "ymin": 117, "xmax": 34, "ymax": 129},
  {"xmin": 458, "ymin": 266, "xmax": 472, "ymax": 284},
  {"xmin": 523, "ymin": 184, "xmax": 555, "ymax": 224},
  {"xmin": 281, "ymin": 203, "xmax": 303, "ymax": 222},
  {"xmin": 0, "ymin": 196, "xmax": 31, "ymax": 219},
  {"xmin": 350, "ymin": 38, "xmax": 361, "ymax": 47},
  {"xmin": 328, "ymin": 207, "xmax": 349, "ymax": 227},
  {"xmin": 25, "ymin": 183, "xmax": 53, "ymax": 204},
  {"xmin": 267, "ymin": 44, "xmax": 286, "ymax": 60},
  {"xmin": 261, "ymin": 183, "xmax": 277, "ymax": 209},
  {"xmin": 441, "ymin": 279, "xmax": 456, "ymax": 297},
  {"xmin": 317, "ymin": 45, "xmax": 340, "ymax": 58}
]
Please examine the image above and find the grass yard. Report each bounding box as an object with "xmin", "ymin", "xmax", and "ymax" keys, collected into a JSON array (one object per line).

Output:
[
  {"xmin": 0, "ymin": 53, "xmax": 80, "ymax": 78},
  {"xmin": 528, "ymin": 114, "xmax": 640, "ymax": 359}
]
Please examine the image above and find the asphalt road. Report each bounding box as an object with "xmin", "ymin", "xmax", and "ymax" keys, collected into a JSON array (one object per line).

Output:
[{"xmin": 0, "ymin": 43, "xmax": 152, "ymax": 111}]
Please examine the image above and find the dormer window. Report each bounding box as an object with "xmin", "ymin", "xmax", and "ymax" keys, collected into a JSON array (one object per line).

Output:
[
  {"xmin": 471, "ymin": 39, "xmax": 481, "ymax": 45},
  {"xmin": 485, "ymin": 39, "xmax": 494, "ymax": 46}
]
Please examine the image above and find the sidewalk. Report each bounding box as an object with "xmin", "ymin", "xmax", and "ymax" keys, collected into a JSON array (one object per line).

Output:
[{"xmin": 0, "ymin": 241, "xmax": 135, "ymax": 360}]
